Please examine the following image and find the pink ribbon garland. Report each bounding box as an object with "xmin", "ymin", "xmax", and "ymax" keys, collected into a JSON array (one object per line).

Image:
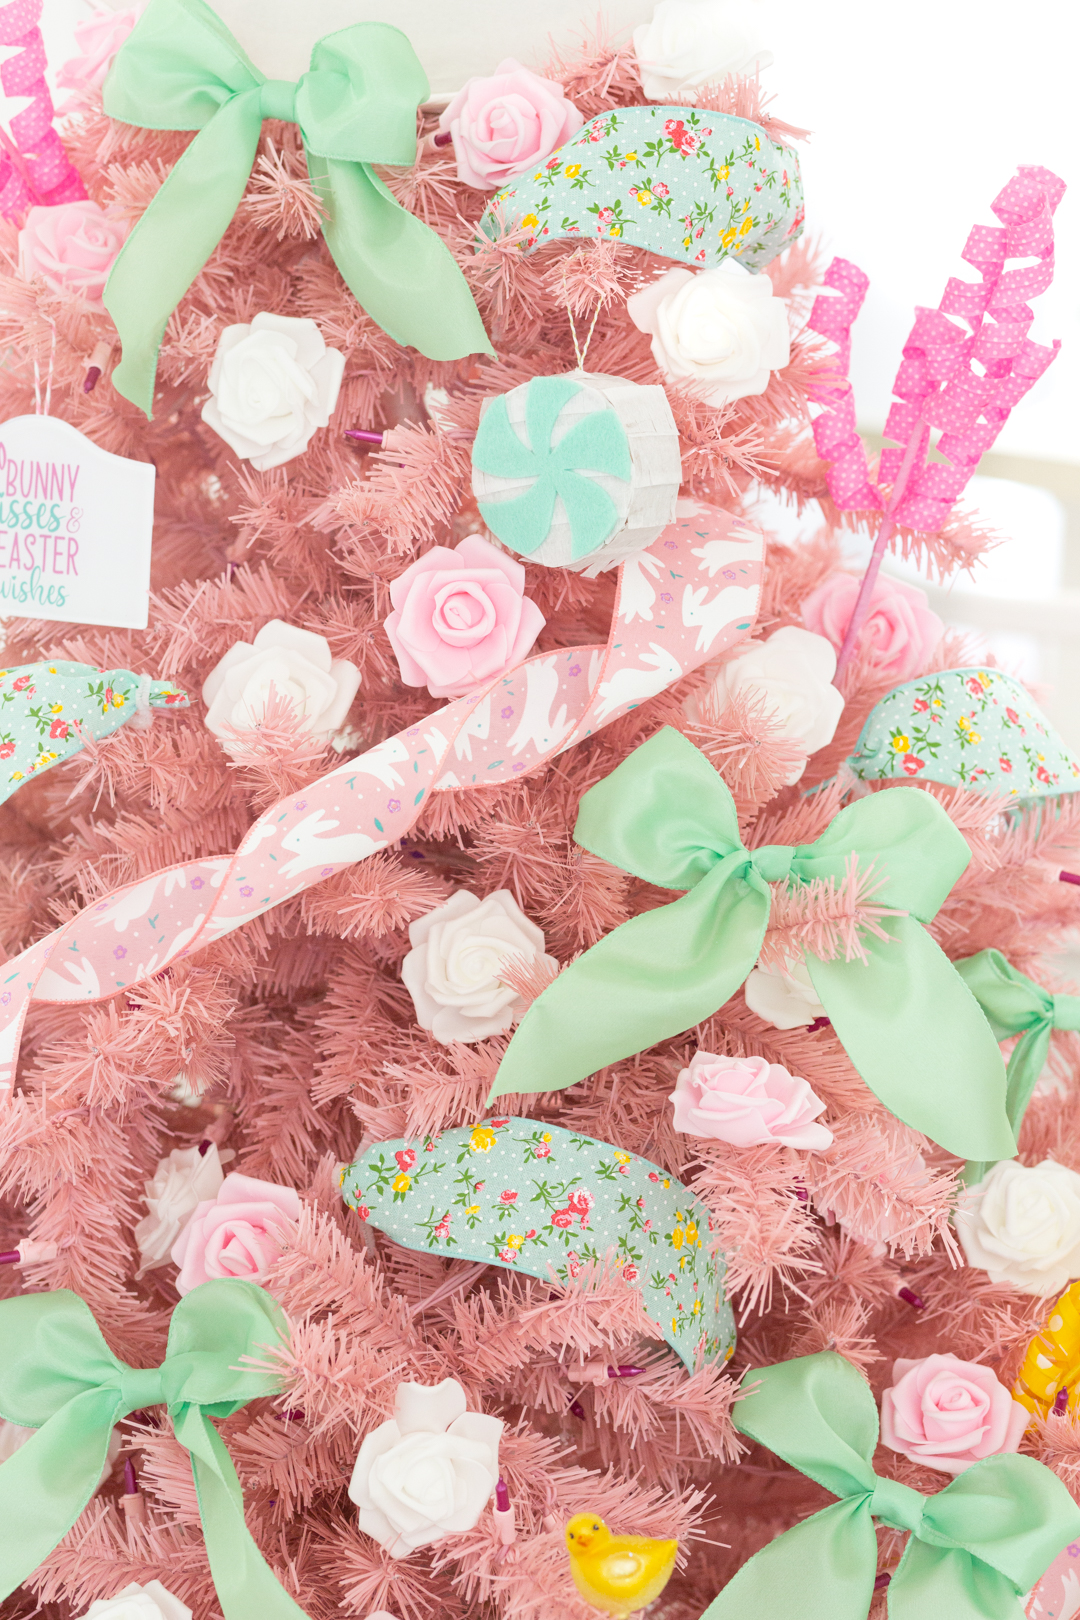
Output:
[
  {"xmin": 806, "ymin": 166, "xmax": 1064, "ymax": 677},
  {"xmin": 810, "ymin": 168, "xmax": 1063, "ymax": 533},
  {"xmin": 880, "ymin": 166, "xmax": 1064, "ymax": 534},
  {"xmin": 0, "ymin": 0, "xmax": 86, "ymax": 219},
  {"xmin": 807, "ymin": 257, "xmax": 882, "ymax": 513},
  {"xmin": 0, "ymin": 503, "xmax": 763, "ymax": 1093}
]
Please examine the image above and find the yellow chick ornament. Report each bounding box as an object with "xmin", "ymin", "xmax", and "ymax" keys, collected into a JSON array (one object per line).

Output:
[{"xmin": 565, "ymin": 1513, "xmax": 678, "ymax": 1617}]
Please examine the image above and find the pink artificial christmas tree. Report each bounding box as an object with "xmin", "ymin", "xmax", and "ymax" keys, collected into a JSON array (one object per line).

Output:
[{"xmin": 0, "ymin": 5, "xmax": 1074, "ymax": 1619}]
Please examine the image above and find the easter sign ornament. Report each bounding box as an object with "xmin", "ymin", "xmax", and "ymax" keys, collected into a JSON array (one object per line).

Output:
[{"xmin": 0, "ymin": 415, "xmax": 155, "ymax": 628}]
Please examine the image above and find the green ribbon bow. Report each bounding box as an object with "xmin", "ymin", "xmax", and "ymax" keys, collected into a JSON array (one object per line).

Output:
[
  {"xmin": 102, "ymin": 0, "xmax": 492, "ymax": 417},
  {"xmin": 473, "ymin": 374, "xmax": 633, "ymax": 560},
  {"xmin": 955, "ymin": 948, "xmax": 1080, "ymax": 1184},
  {"xmin": 700, "ymin": 1352, "xmax": 1080, "ymax": 1620},
  {"xmin": 0, "ymin": 1281, "xmax": 308, "ymax": 1620},
  {"xmin": 491, "ymin": 727, "xmax": 1014, "ymax": 1163}
]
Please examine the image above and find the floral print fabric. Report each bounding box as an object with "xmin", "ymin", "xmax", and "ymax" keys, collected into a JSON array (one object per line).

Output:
[
  {"xmin": 481, "ymin": 107, "xmax": 802, "ymax": 271},
  {"xmin": 341, "ymin": 1117, "xmax": 735, "ymax": 1371},
  {"xmin": 0, "ymin": 660, "xmax": 187, "ymax": 803},
  {"xmin": 847, "ymin": 668, "xmax": 1080, "ymax": 798}
]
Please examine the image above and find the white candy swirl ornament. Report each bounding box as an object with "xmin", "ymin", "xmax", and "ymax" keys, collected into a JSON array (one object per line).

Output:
[{"xmin": 472, "ymin": 370, "xmax": 681, "ymax": 573}]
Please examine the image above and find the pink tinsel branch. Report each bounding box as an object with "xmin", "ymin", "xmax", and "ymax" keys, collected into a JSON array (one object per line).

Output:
[{"xmin": 758, "ymin": 853, "xmax": 905, "ymax": 970}]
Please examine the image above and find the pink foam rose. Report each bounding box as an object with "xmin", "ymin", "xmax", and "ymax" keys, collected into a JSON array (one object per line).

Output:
[
  {"xmin": 438, "ymin": 58, "xmax": 584, "ymax": 190},
  {"xmin": 57, "ymin": 3, "xmax": 145, "ymax": 96},
  {"xmin": 18, "ymin": 201, "xmax": 129, "ymax": 310},
  {"xmin": 170, "ymin": 1171, "xmax": 300, "ymax": 1295},
  {"xmin": 800, "ymin": 572, "xmax": 943, "ymax": 684},
  {"xmin": 880, "ymin": 1354, "xmax": 1029, "ymax": 1475},
  {"xmin": 385, "ymin": 534, "xmax": 545, "ymax": 699},
  {"xmin": 668, "ymin": 1051, "xmax": 833, "ymax": 1150}
]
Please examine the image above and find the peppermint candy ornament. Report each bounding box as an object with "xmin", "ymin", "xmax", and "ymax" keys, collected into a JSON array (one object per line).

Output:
[{"xmin": 471, "ymin": 370, "xmax": 682, "ymax": 573}]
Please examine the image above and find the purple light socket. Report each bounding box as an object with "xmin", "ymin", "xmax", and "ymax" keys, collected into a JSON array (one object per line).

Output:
[{"xmin": 495, "ymin": 1477, "xmax": 510, "ymax": 1513}]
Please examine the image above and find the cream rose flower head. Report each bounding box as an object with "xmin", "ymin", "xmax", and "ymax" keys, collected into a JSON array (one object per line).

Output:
[
  {"xmin": 744, "ymin": 956, "xmax": 826, "ymax": 1030},
  {"xmin": 402, "ymin": 890, "xmax": 558, "ymax": 1045},
  {"xmin": 80, "ymin": 1582, "xmax": 192, "ymax": 1620},
  {"xmin": 956, "ymin": 1158, "xmax": 1080, "ymax": 1295},
  {"xmin": 348, "ymin": 1378, "xmax": 502, "ymax": 1558},
  {"xmin": 202, "ymin": 312, "xmax": 345, "ymax": 471},
  {"xmin": 633, "ymin": 0, "xmax": 773, "ymax": 101},
  {"xmin": 687, "ymin": 627, "xmax": 843, "ymax": 785},
  {"xmin": 202, "ymin": 619, "xmax": 360, "ymax": 740},
  {"xmin": 627, "ymin": 260, "xmax": 790, "ymax": 405},
  {"xmin": 134, "ymin": 1141, "xmax": 232, "ymax": 1276}
]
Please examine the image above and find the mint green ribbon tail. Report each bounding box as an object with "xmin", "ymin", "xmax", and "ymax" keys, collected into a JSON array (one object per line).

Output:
[
  {"xmin": 699, "ymin": 1352, "xmax": 1080, "ymax": 1620},
  {"xmin": 0, "ymin": 1281, "xmax": 309, "ymax": 1620},
  {"xmin": 101, "ymin": 0, "xmax": 492, "ymax": 417},
  {"xmin": 955, "ymin": 947, "xmax": 1080, "ymax": 1184},
  {"xmin": 490, "ymin": 727, "xmax": 1014, "ymax": 1163}
]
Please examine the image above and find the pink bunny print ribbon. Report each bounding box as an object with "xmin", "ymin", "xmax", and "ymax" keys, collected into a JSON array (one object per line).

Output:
[{"xmin": 0, "ymin": 501, "xmax": 763, "ymax": 1092}]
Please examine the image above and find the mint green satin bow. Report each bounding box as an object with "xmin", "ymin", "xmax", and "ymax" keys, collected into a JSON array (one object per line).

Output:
[
  {"xmin": 491, "ymin": 727, "xmax": 1014, "ymax": 1163},
  {"xmin": 701, "ymin": 1352, "xmax": 1080, "ymax": 1620},
  {"xmin": 955, "ymin": 948, "xmax": 1080, "ymax": 1184},
  {"xmin": 102, "ymin": 0, "xmax": 492, "ymax": 417},
  {"xmin": 0, "ymin": 1281, "xmax": 308, "ymax": 1620}
]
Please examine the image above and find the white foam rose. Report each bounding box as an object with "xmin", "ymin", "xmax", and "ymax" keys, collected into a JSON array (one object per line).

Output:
[
  {"xmin": 688, "ymin": 627, "xmax": 844, "ymax": 785},
  {"xmin": 80, "ymin": 1581, "xmax": 192, "ymax": 1620},
  {"xmin": 402, "ymin": 889, "xmax": 558, "ymax": 1044},
  {"xmin": 134, "ymin": 1141, "xmax": 233, "ymax": 1275},
  {"xmin": 633, "ymin": 0, "xmax": 772, "ymax": 100},
  {"xmin": 627, "ymin": 261, "xmax": 791, "ymax": 406},
  {"xmin": 956, "ymin": 1158, "xmax": 1080, "ymax": 1295},
  {"xmin": 202, "ymin": 311, "xmax": 344, "ymax": 471},
  {"xmin": 348, "ymin": 1378, "xmax": 502, "ymax": 1558},
  {"xmin": 744, "ymin": 956, "xmax": 826, "ymax": 1030},
  {"xmin": 202, "ymin": 619, "xmax": 360, "ymax": 739}
]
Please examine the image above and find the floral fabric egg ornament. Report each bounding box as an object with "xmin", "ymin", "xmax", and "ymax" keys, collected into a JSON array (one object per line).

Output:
[{"xmin": 471, "ymin": 370, "xmax": 682, "ymax": 573}]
